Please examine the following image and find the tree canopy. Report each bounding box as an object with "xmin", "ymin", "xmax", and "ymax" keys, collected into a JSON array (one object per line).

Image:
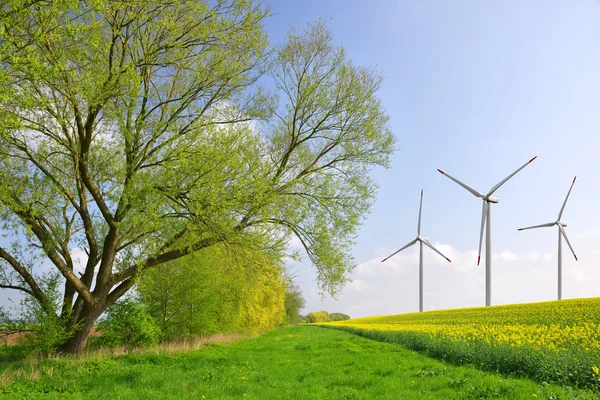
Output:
[{"xmin": 0, "ymin": 0, "xmax": 395, "ymax": 353}]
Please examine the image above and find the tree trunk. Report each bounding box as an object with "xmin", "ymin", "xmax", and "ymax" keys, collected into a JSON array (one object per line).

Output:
[{"xmin": 59, "ymin": 306, "xmax": 102, "ymax": 355}]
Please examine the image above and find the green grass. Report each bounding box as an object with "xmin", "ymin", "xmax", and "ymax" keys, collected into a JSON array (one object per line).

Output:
[{"xmin": 1, "ymin": 326, "xmax": 598, "ymax": 399}]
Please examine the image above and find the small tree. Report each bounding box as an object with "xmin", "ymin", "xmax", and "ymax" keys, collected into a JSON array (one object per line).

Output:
[{"xmin": 284, "ymin": 285, "xmax": 305, "ymax": 324}]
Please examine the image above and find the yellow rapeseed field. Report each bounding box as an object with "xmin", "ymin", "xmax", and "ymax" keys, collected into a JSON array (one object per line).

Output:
[{"xmin": 323, "ymin": 297, "xmax": 600, "ymax": 351}]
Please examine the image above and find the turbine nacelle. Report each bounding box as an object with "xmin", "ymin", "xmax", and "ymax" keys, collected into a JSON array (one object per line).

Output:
[
  {"xmin": 557, "ymin": 221, "xmax": 567, "ymax": 227},
  {"xmin": 484, "ymin": 196, "xmax": 499, "ymax": 203}
]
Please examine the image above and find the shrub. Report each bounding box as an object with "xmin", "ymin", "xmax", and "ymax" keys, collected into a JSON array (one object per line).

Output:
[
  {"xmin": 306, "ymin": 311, "xmax": 330, "ymax": 323},
  {"xmin": 328, "ymin": 313, "xmax": 350, "ymax": 321},
  {"xmin": 97, "ymin": 298, "xmax": 160, "ymax": 348},
  {"xmin": 2, "ymin": 273, "xmax": 75, "ymax": 356}
]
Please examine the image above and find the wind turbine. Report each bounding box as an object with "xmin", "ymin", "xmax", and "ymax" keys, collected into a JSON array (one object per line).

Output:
[
  {"xmin": 517, "ymin": 176, "xmax": 578, "ymax": 300},
  {"xmin": 437, "ymin": 156, "xmax": 537, "ymax": 306},
  {"xmin": 381, "ymin": 190, "xmax": 451, "ymax": 312}
]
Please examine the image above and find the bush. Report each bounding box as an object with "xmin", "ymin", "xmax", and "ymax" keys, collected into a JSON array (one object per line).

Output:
[
  {"xmin": 328, "ymin": 313, "xmax": 350, "ymax": 321},
  {"xmin": 24, "ymin": 311, "xmax": 73, "ymax": 356},
  {"xmin": 1, "ymin": 274, "xmax": 75, "ymax": 356},
  {"xmin": 97, "ymin": 298, "xmax": 160, "ymax": 348},
  {"xmin": 306, "ymin": 311, "xmax": 330, "ymax": 323}
]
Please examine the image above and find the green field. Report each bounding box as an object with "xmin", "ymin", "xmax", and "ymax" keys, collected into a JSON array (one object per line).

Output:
[{"xmin": 1, "ymin": 326, "xmax": 598, "ymax": 399}]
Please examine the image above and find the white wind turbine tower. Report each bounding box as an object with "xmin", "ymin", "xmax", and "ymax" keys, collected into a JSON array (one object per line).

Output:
[
  {"xmin": 517, "ymin": 176, "xmax": 578, "ymax": 300},
  {"xmin": 381, "ymin": 190, "xmax": 451, "ymax": 312},
  {"xmin": 437, "ymin": 156, "xmax": 537, "ymax": 306}
]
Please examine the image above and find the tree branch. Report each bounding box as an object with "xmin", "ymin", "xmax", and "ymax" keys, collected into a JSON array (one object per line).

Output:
[{"xmin": 0, "ymin": 247, "xmax": 47, "ymax": 304}]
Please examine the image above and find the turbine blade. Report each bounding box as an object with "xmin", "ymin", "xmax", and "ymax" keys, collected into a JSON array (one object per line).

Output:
[
  {"xmin": 437, "ymin": 169, "xmax": 483, "ymax": 198},
  {"xmin": 487, "ymin": 156, "xmax": 537, "ymax": 197},
  {"xmin": 517, "ymin": 222, "xmax": 556, "ymax": 231},
  {"xmin": 558, "ymin": 176, "xmax": 576, "ymax": 220},
  {"xmin": 559, "ymin": 226, "xmax": 578, "ymax": 261},
  {"xmin": 417, "ymin": 190, "xmax": 423, "ymax": 235},
  {"xmin": 381, "ymin": 239, "xmax": 417, "ymax": 262},
  {"xmin": 477, "ymin": 201, "xmax": 488, "ymax": 266},
  {"xmin": 422, "ymin": 239, "xmax": 451, "ymax": 262}
]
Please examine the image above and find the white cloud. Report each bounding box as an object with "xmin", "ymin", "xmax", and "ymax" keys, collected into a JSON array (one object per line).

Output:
[
  {"xmin": 492, "ymin": 250, "xmax": 518, "ymax": 262},
  {"xmin": 346, "ymin": 279, "xmax": 368, "ymax": 292}
]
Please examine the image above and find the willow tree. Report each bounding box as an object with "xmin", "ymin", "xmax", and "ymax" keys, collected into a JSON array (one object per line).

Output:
[{"xmin": 0, "ymin": 0, "xmax": 395, "ymax": 354}]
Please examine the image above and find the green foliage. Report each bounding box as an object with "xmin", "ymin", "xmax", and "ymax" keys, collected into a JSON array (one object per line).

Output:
[
  {"xmin": 97, "ymin": 298, "xmax": 160, "ymax": 348},
  {"xmin": 0, "ymin": 327, "xmax": 597, "ymax": 399},
  {"xmin": 283, "ymin": 285, "xmax": 305, "ymax": 324},
  {"xmin": 1, "ymin": 274, "xmax": 75, "ymax": 356},
  {"xmin": 137, "ymin": 244, "xmax": 286, "ymax": 340},
  {"xmin": 306, "ymin": 311, "xmax": 330, "ymax": 323},
  {"xmin": 23, "ymin": 310, "xmax": 71, "ymax": 357},
  {"xmin": 266, "ymin": 20, "xmax": 396, "ymax": 296},
  {"xmin": 304, "ymin": 311, "xmax": 350, "ymax": 323},
  {"xmin": 328, "ymin": 313, "xmax": 350, "ymax": 322}
]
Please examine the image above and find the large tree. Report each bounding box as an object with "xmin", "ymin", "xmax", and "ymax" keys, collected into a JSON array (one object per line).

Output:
[{"xmin": 0, "ymin": 0, "xmax": 395, "ymax": 354}]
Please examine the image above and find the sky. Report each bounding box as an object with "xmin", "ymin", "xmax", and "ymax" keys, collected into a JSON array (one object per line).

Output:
[{"xmin": 262, "ymin": 1, "xmax": 600, "ymax": 317}]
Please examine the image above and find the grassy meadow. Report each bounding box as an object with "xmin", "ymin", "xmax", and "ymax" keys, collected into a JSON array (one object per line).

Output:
[
  {"xmin": 322, "ymin": 298, "xmax": 600, "ymax": 391},
  {"xmin": 1, "ymin": 325, "xmax": 599, "ymax": 399}
]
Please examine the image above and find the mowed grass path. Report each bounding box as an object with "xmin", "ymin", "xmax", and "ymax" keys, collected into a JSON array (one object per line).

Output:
[{"xmin": 2, "ymin": 326, "xmax": 598, "ymax": 399}]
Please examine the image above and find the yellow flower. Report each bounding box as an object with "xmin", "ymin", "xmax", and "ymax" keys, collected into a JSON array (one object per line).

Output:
[{"xmin": 592, "ymin": 366, "xmax": 599, "ymax": 375}]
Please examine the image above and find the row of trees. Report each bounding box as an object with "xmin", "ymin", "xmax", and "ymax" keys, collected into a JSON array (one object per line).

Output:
[
  {"xmin": 138, "ymin": 244, "xmax": 287, "ymax": 340},
  {"xmin": 96, "ymin": 243, "xmax": 290, "ymax": 348},
  {"xmin": 0, "ymin": 0, "xmax": 394, "ymax": 353},
  {"xmin": 303, "ymin": 311, "xmax": 350, "ymax": 323}
]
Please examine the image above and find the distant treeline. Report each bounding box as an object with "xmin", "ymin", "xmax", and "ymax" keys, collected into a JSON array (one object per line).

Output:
[{"xmin": 301, "ymin": 311, "xmax": 350, "ymax": 323}]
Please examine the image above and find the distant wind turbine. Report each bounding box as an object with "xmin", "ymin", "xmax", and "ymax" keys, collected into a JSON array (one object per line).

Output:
[
  {"xmin": 518, "ymin": 176, "xmax": 578, "ymax": 300},
  {"xmin": 437, "ymin": 156, "xmax": 537, "ymax": 306},
  {"xmin": 381, "ymin": 190, "xmax": 451, "ymax": 312}
]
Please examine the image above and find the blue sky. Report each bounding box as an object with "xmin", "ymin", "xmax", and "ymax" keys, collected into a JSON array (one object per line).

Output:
[{"xmin": 264, "ymin": 1, "xmax": 600, "ymax": 316}]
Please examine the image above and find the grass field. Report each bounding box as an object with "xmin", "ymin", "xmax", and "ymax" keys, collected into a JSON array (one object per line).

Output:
[
  {"xmin": 322, "ymin": 298, "xmax": 600, "ymax": 391},
  {"xmin": 1, "ymin": 326, "xmax": 598, "ymax": 399}
]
